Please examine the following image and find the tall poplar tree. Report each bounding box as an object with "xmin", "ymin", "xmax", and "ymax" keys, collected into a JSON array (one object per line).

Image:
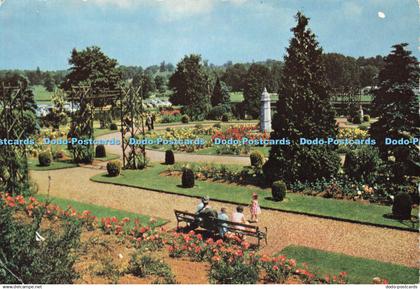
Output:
[{"xmin": 263, "ymin": 12, "xmax": 340, "ymax": 183}]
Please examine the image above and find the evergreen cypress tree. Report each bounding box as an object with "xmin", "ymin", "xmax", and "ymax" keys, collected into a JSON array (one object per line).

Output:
[
  {"xmin": 369, "ymin": 43, "xmax": 420, "ymax": 180},
  {"xmin": 211, "ymin": 77, "xmax": 230, "ymax": 107},
  {"xmin": 242, "ymin": 63, "xmax": 270, "ymax": 118},
  {"xmin": 263, "ymin": 12, "xmax": 340, "ymax": 183}
]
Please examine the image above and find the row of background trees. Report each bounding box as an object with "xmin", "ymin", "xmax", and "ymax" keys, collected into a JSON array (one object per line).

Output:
[
  {"xmin": 0, "ymin": 47, "xmax": 385, "ymax": 122},
  {"xmin": 0, "ymin": 11, "xmax": 417, "ymax": 197},
  {"xmin": 0, "ymin": 51, "xmax": 384, "ymax": 99}
]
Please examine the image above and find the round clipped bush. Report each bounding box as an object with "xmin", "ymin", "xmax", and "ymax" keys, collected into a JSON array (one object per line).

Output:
[
  {"xmin": 53, "ymin": 150, "xmax": 65, "ymax": 160},
  {"xmin": 358, "ymin": 124, "xmax": 369, "ymax": 131},
  {"xmin": 343, "ymin": 146, "xmax": 382, "ymax": 184},
  {"xmin": 392, "ymin": 192, "xmax": 412, "ymax": 220},
  {"xmin": 38, "ymin": 151, "xmax": 52, "ymax": 167},
  {"xmin": 363, "ymin": 114, "xmax": 370, "ymax": 122},
  {"xmin": 352, "ymin": 115, "xmax": 362, "ymax": 124},
  {"xmin": 182, "ymin": 168, "xmax": 195, "ymax": 188},
  {"xmin": 221, "ymin": 113, "xmax": 229, "ymax": 122},
  {"xmin": 207, "ymin": 105, "xmax": 227, "ymax": 120},
  {"xmin": 181, "ymin": 115, "xmax": 190, "ymax": 124},
  {"xmin": 107, "ymin": 160, "xmax": 122, "ymax": 177},
  {"xmin": 250, "ymin": 150, "xmax": 265, "ymax": 168},
  {"xmin": 109, "ymin": 123, "xmax": 118, "ymax": 130},
  {"xmin": 165, "ymin": 150, "xmax": 175, "ymax": 165},
  {"xmin": 272, "ymin": 180, "xmax": 287, "ymax": 201},
  {"xmin": 95, "ymin": 145, "xmax": 106, "ymax": 158}
]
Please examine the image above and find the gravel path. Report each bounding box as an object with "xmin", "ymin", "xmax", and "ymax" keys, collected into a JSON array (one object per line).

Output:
[
  {"xmin": 99, "ymin": 132, "xmax": 250, "ymax": 166},
  {"xmin": 30, "ymin": 167, "xmax": 418, "ymax": 268}
]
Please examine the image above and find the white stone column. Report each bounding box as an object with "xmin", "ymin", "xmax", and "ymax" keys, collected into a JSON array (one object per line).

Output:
[
  {"xmin": 359, "ymin": 105, "xmax": 364, "ymax": 119},
  {"xmin": 260, "ymin": 87, "xmax": 272, "ymax": 132}
]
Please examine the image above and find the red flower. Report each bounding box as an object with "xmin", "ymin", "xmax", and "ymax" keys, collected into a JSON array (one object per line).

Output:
[{"xmin": 272, "ymin": 265, "xmax": 279, "ymax": 271}]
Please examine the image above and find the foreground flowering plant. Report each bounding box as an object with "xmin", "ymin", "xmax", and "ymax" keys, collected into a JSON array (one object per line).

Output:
[
  {"xmin": 0, "ymin": 193, "xmax": 97, "ymax": 230},
  {"xmin": 0, "ymin": 193, "xmax": 389, "ymax": 284}
]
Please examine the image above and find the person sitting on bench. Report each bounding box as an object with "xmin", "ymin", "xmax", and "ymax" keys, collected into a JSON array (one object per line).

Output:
[
  {"xmin": 232, "ymin": 206, "xmax": 248, "ymax": 229},
  {"xmin": 196, "ymin": 196, "xmax": 210, "ymax": 214},
  {"xmin": 217, "ymin": 208, "xmax": 229, "ymax": 238},
  {"xmin": 197, "ymin": 203, "xmax": 218, "ymax": 230}
]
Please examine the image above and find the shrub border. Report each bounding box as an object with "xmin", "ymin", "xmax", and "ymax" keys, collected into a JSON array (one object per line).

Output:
[{"xmin": 91, "ymin": 175, "xmax": 418, "ymax": 233}]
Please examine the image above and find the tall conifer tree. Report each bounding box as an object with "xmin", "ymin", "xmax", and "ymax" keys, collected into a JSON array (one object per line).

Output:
[
  {"xmin": 263, "ymin": 12, "xmax": 340, "ymax": 183},
  {"xmin": 369, "ymin": 43, "xmax": 420, "ymax": 180}
]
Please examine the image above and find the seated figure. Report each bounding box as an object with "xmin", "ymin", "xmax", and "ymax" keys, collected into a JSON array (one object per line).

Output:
[{"xmin": 217, "ymin": 208, "xmax": 229, "ymax": 237}]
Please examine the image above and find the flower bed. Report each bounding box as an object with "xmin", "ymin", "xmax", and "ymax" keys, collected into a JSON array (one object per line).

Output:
[
  {"xmin": 0, "ymin": 193, "xmax": 392, "ymax": 284},
  {"xmin": 211, "ymin": 125, "xmax": 269, "ymax": 155}
]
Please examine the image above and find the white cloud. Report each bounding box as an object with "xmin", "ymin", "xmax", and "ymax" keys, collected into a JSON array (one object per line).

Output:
[
  {"xmin": 76, "ymin": 0, "xmax": 249, "ymax": 21},
  {"xmin": 83, "ymin": 0, "xmax": 143, "ymax": 8},
  {"xmin": 222, "ymin": 0, "xmax": 247, "ymax": 5},
  {"xmin": 342, "ymin": 2, "xmax": 363, "ymax": 17},
  {"xmin": 157, "ymin": 0, "xmax": 214, "ymax": 21}
]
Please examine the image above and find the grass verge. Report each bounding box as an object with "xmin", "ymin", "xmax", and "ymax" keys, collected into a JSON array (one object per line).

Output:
[
  {"xmin": 279, "ymin": 245, "xmax": 418, "ymax": 284},
  {"xmin": 90, "ymin": 164, "xmax": 418, "ymax": 231},
  {"xmin": 28, "ymin": 159, "xmax": 78, "ymax": 171}
]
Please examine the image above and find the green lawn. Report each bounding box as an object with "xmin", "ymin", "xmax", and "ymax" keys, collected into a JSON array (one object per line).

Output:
[
  {"xmin": 280, "ymin": 245, "xmax": 418, "ymax": 284},
  {"xmin": 35, "ymin": 195, "xmax": 167, "ymax": 228},
  {"xmin": 28, "ymin": 158, "xmax": 78, "ymax": 171},
  {"xmin": 32, "ymin": 85, "xmax": 53, "ymax": 103},
  {"xmin": 91, "ymin": 163, "xmax": 418, "ymax": 230},
  {"xmin": 229, "ymin": 91, "xmax": 279, "ymax": 103},
  {"xmin": 28, "ymin": 152, "xmax": 119, "ymax": 171},
  {"xmin": 94, "ymin": 153, "xmax": 120, "ymax": 161},
  {"xmin": 94, "ymin": 128, "xmax": 117, "ymax": 137}
]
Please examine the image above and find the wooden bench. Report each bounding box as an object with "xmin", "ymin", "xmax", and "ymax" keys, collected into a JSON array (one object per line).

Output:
[{"xmin": 174, "ymin": 209, "xmax": 268, "ymax": 246}]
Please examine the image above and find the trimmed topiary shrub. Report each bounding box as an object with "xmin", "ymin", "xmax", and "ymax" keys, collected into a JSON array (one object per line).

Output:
[
  {"xmin": 221, "ymin": 113, "xmax": 230, "ymax": 122},
  {"xmin": 165, "ymin": 150, "xmax": 175, "ymax": 165},
  {"xmin": 181, "ymin": 115, "xmax": 189, "ymax": 124},
  {"xmin": 38, "ymin": 151, "xmax": 52, "ymax": 167},
  {"xmin": 107, "ymin": 160, "xmax": 122, "ymax": 177},
  {"xmin": 343, "ymin": 146, "xmax": 382, "ymax": 184},
  {"xmin": 352, "ymin": 115, "xmax": 362, "ymax": 124},
  {"xmin": 53, "ymin": 150, "xmax": 65, "ymax": 160},
  {"xmin": 95, "ymin": 145, "xmax": 106, "ymax": 158},
  {"xmin": 250, "ymin": 151, "xmax": 265, "ymax": 168},
  {"xmin": 182, "ymin": 168, "xmax": 195, "ymax": 188},
  {"xmin": 358, "ymin": 124, "xmax": 369, "ymax": 131},
  {"xmin": 392, "ymin": 192, "xmax": 412, "ymax": 220},
  {"xmin": 272, "ymin": 180, "xmax": 287, "ymax": 201},
  {"xmin": 207, "ymin": 105, "xmax": 228, "ymax": 120},
  {"xmin": 363, "ymin": 114, "xmax": 370, "ymax": 122},
  {"xmin": 109, "ymin": 123, "xmax": 118, "ymax": 130}
]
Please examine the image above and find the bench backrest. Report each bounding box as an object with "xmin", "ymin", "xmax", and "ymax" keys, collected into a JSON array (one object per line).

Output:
[{"xmin": 174, "ymin": 209, "xmax": 260, "ymax": 233}]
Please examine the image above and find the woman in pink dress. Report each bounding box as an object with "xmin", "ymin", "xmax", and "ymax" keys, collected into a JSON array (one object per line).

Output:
[{"xmin": 250, "ymin": 192, "xmax": 261, "ymax": 223}]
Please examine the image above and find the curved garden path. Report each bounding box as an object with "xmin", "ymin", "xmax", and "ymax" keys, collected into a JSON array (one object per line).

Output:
[
  {"xmin": 99, "ymin": 131, "xmax": 250, "ymax": 166},
  {"xmin": 30, "ymin": 167, "xmax": 418, "ymax": 268}
]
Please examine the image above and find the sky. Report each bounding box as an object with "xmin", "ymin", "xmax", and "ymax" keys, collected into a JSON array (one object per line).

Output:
[{"xmin": 0, "ymin": 0, "xmax": 419, "ymax": 70}]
